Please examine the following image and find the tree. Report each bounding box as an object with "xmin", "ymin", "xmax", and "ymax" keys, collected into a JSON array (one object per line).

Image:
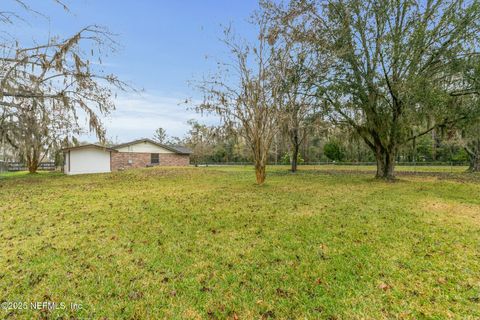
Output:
[
  {"xmin": 153, "ymin": 127, "xmax": 167, "ymax": 144},
  {"xmin": 0, "ymin": 2, "xmax": 129, "ymax": 172},
  {"xmin": 183, "ymin": 119, "xmax": 215, "ymax": 166},
  {"xmin": 464, "ymin": 127, "xmax": 480, "ymax": 172},
  {"xmin": 264, "ymin": 1, "xmax": 327, "ymax": 172},
  {"xmin": 182, "ymin": 119, "xmax": 250, "ymax": 165},
  {"xmin": 12, "ymin": 100, "xmax": 79, "ymax": 173},
  {"xmin": 459, "ymin": 57, "xmax": 480, "ymax": 171},
  {"xmin": 194, "ymin": 13, "xmax": 283, "ymax": 184},
  {"xmin": 450, "ymin": 101, "xmax": 480, "ymax": 172},
  {"xmin": 450, "ymin": 125, "xmax": 480, "ymax": 171},
  {"xmin": 269, "ymin": 0, "xmax": 480, "ymax": 180},
  {"xmin": 274, "ymin": 43, "xmax": 320, "ymax": 172}
]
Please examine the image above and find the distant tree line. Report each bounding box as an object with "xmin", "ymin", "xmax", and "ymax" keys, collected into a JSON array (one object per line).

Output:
[{"xmin": 156, "ymin": 118, "xmax": 470, "ymax": 167}]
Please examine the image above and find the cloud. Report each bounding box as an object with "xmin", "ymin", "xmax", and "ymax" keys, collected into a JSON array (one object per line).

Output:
[{"xmin": 80, "ymin": 92, "xmax": 219, "ymax": 143}]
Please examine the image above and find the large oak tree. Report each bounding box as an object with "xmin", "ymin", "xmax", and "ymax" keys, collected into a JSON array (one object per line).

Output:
[{"xmin": 268, "ymin": 0, "xmax": 480, "ymax": 179}]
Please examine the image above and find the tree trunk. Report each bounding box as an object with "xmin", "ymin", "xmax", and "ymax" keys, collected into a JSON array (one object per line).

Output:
[
  {"xmin": 291, "ymin": 143, "xmax": 299, "ymax": 173},
  {"xmin": 255, "ymin": 162, "xmax": 266, "ymax": 184},
  {"xmin": 252, "ymin": 136, "xmax": 269, "ymax": 184},
  {"xmin": 375, "ymin": 147, "xmax": 386, "ymax": 178},
  {"xmin": 26, "ymin": 149, "xmax": 40, "ymax": 174},
  {"xmin": 385, "ymin": 151, "xmax": 396, "ymax": 179},
  {"xmin": 374, "ymin": 144, "xmax": 396, "ymax": 180},
  {"xmin": 468, "ymin": 158, "xmax": 480, "ymax": 172},
  {"xmin": 28, "ymin": 160, "xmax": 39, "ymax": 173},
  {"xmin": 466, "ymin": 147, "xmax": 480, "ymax": 172},
  {"xmin": 290, "ymin": 128, "xmax": 300, "ymax": 172}
]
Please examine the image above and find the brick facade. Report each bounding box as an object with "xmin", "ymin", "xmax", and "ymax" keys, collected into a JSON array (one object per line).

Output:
[
  {"xmin": 157, "ymin": 154, "xmax": 190, "ymax": 166},
  {"xmin": 110, "ymin": 152, "xmax": 190, "ymax": 171}
]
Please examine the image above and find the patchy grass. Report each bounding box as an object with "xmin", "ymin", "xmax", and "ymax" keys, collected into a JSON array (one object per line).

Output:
[
  {"xmin": 0, "ymin": 166, "xmax": 479, "ymax": 319},
  {"xmin": 0, "ymin": 171, "xmax": 62, "ymax": 180},
  {"xmin": 0, "ymin": 171, "xmax": 31, "ymax": 179},
  {"xmin": 257, "ymin": 164, "xmax": 469, "ymax": 173}
]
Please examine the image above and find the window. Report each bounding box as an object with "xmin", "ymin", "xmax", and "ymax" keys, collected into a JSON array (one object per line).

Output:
[{"xmin": 151, "ymin": 153, "xmax": 159, "ymax": 164}]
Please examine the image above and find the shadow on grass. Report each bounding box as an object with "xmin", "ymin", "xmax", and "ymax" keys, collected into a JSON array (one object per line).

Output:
[{"xmin": 268, "ymin": 167, "xmax": 480, "ymax": 183}]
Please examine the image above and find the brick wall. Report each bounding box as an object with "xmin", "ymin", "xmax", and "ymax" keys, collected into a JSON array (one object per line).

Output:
[
  {"xmin": 158, "ymin": 154, "xmax": 190, "ymax": 166},
  {"xmin": 111, "ymin": 152, "xmax": 190, "ymax": 171},
  {"xmin": 111, "ymin": 152, "xmax": 150, "ymax": 171}
]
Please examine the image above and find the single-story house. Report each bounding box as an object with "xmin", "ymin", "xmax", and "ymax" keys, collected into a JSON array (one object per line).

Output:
[{"xmin": 63, "ymin": 138, "xmax": 192, "ymax": 175}]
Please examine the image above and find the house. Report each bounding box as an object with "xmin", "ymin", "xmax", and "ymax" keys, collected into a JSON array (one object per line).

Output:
[{"xmin": 63, "ymin": 139, "xmax": 192, "ymax": 175}]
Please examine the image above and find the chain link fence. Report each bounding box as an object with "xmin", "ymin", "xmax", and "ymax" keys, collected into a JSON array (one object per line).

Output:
[
  {"xmin": 194, "ymin": 161, "xmax": 470, "ymax": 174},
  {"xmin": 3, "ymin": 162, "xmax": 56, "ymax": 172}
]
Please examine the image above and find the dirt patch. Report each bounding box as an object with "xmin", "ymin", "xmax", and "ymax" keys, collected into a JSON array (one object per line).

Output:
[{"xmin": 423, "ymin": 199, "xmax": 480, "ymax": 226}]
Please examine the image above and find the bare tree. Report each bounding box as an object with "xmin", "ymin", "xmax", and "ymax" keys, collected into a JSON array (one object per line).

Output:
[
  {"xmin": 271, "ymin": 39, "xmax": 322, "ymax": 172},
  {"xmin": 194, "ymin": 13, "xmax": 283, "ymax": 184}
]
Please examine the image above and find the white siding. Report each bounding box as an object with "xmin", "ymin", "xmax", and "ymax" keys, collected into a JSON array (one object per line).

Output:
[
  {"xmin": 115, "ymin": 141, "xmax": 174, "ymax": 153},
  {"xmin": 67, "ymin": 147, "xmax": 111, "ymax": 175}
]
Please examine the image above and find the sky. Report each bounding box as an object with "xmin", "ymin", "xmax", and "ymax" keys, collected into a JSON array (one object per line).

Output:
[{"xmin": 7, "ymin": 0, "xmax": 262, "ymax": 143}]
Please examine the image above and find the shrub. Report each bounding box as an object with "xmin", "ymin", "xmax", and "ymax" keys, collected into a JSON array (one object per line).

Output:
[{"xmin": 324, "ymin": 141, "xmax": 345, "ymax": 161}]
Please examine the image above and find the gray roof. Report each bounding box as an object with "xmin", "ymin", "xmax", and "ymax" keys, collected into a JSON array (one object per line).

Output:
[
  {"xmin": 113, "ymin": 138, "xmax": 192, "ymax": 154},
  {"xmin": 169, "ymin": 145, "xmax": 192, "ymax": 154}
]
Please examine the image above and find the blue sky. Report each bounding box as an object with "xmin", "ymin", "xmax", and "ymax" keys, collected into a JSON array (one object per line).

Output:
[{"xmin": 9, "ymin": 0, "xmax": 261, "ymax": 142}]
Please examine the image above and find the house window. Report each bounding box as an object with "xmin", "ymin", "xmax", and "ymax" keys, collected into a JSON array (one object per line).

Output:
[{"xmin": 151, "ymin": 153, "xmax": 159, "ymax": 164}]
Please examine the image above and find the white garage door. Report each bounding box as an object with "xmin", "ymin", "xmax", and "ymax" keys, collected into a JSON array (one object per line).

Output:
[{"xmin": 67, "ymin": 147, "xmax": 111, "ymax": 175}]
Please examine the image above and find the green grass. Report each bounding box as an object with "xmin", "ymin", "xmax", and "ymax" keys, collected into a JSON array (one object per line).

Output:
[
  {"xmin": 205, "ymin": 164, "xmax": 470, "ymax": 174},
  {"xmin": 0, "ymin": 171, "xmax": 31, "ymax": 179},
  {"xmin": 0, "ymin": 171, "xmax": 62, "ymax": 180},
  {"xmin": 1, "ymin": 166, "xmax": 479, "ymax": 319},
  {"xmin": 230, "ymin": 164, "xmax": 468, "ymax": 173},
  {"xmin": 312, "ymin": 164, "xmax": 469, "ymax": 173}
]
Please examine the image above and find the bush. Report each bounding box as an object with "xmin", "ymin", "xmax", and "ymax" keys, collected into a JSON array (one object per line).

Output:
[
  {"xmin": 451, "ymin": 148, "xmax": 468, "ymax": 162},
  {"xmin": 280, "ymin": 152, "xmax": 305, "ymax": 165},
  {"xmin": 324, "ymin": 141, "xmax": 345, "ymax": 161}
]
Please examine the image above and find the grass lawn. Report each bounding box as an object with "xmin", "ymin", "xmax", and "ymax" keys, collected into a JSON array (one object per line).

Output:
[
  {"xmin": 310, "ymin": 164, "xmax": 469, "ymax": 173},
  {"xmin": 1, "ymin": 166, "xmax": 479, "ymax": 319},
  {"xmin": 0, "ymin": 171, "xmax": 62, "ymax": 180}
]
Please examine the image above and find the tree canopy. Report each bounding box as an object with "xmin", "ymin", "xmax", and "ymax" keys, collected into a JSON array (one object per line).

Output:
[{"xmin": 265, "ymin": 0, "xmax": 480, "ymax": 179}]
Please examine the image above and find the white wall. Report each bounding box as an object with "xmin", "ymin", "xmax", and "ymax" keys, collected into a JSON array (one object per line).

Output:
[
  {"xmin": 67, "ymin": 147, "xmax": 111, "ymax": 175},
  {"xmin": 116, "ymin": 141, "xmax": 174, "ymax": 153}
]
